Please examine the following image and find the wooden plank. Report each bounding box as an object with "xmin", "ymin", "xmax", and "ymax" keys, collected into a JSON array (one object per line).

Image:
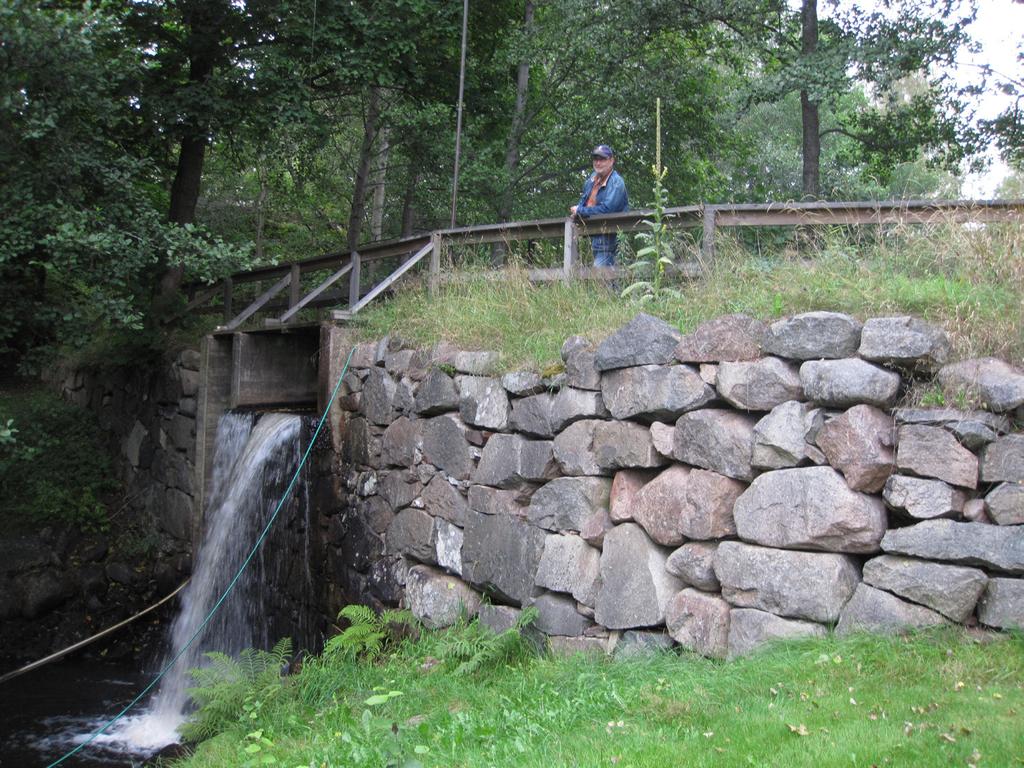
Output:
[
  {"xmin": 274, "ymin": 260, "xmax": 353, "ymax": 324},
  {"xmin": 346, "ymin": 241, "xmax": 433, "ymax": 317},
  {"xmin": 288, "ymin": 263, "xmax": 301, "ymax": 308},
  {"xmin": 563, "ymin": 218, "xmax": 578, "ymax": 281},
  {"xmin": 219, "ymin": 273, "xmax": 291, "ymax": 331},
  {"xmin": 348, "ymin": 251, "xmax": 362, "ymax": 308},
  {"xmin": 702, "ymin": 205, "xmax": 718, "ymax": 261},
  {"xmin": 429, "ymin": 232, "xmax": 442, "ymax": 296},
  {"xmin": 222, "ymin": 278, "xmax": 234, "ymax": 323}
]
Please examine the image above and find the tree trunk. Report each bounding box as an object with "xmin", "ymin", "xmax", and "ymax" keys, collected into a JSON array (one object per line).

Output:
[
  {"xmin": 493, "ymin": 0, "xmax": 535, "ymax": 266},
  {"xmin": 401, "ymin": 171, "xmax": 419, "ymax": 238},
  {"xmin": 370, "ymin": 126, "xmax": 390, "ymax": 241},
  {"xmin": 254, "ymin": 161, "xmax": 269, "ymax": 261},
  {"xmin": 800, "ymin": 0, "xmax": 820, "ymax": 200},
  {"xmin": 347, "ymin": 87, "xmax": 384, "ymax": 251}
]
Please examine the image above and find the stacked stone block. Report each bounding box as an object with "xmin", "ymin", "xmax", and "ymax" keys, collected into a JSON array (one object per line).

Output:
[{"xmin": 334, "ymin": 312, "xmax": 1024, "ymax": 658}]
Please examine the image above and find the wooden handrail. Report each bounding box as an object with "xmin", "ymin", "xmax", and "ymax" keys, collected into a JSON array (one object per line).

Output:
[{"xmin": 192, "ymin": 198, "xmax": 1024, "ymax": 331}]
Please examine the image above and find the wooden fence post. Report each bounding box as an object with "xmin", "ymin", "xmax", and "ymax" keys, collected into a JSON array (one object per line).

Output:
[
  {"xmin": 348, "ymin": 251, "xmax": 361, "ymax": 309},
  {"xmin": 288, "ymin": 263, "xmax": 301, "ymax": 309},
  {"xmin": 563, "ymin": 218, "xmax": 578, "ymax": 281},
  {"xmin": 222, "ymin": 277, "xmax": 234, "ymax": 323},
  {"xmin": 701, "ymin": 204, "xmax": 718, "ymax": 263},
  {"xmin": 429, "ymin": 232, "xmax": 442, "ymax": 295}
]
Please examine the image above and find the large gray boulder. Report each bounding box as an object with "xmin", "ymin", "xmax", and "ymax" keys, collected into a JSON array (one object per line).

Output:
[
  {"xmin": 595, "ymin": 313, "xmax": 682, "ymax": 371},
  {"xmin": 561, "ymin": 336, "xmax": 602, "ymax": 390},
  {"xmin": 836, "ymin": 583, "xmax": 949, "ymax": 635},
  {"xmin": 421, "ymin": 475, "xmax": 468, "ymax": 526},
  {"xmin": 550, "ymin": 387, "xmax": 609, "ymax": 431},
  {"xmin": 600, "ymin": 365, "xmax": 714, "ymax": 421},
  {"xmin": 986, "ymin": 483, "xmax": 1024, "ymax": 526},
  {"xmin": 815, "ymin": 404, "xmax": 895, "ymax": 492},
  {"xmin": 510, "ymin": 393, "xmax": 554, "ymax": 437},
  {"xmin": 362, "ymin": 368, "xmax": 398, "ymax": 425},
  {"xmin": 733, "ymin": 467, "xmax": 886, "ymax": 553},
  {"xmin": 530, "ymin": 592, "xmax": 593, "ymax": 636},
  {"xmin": 881, "ymin": 519, "xmax": 1024, "ymax": 574},
  {"xmin": 727, "ymin": 609, "xmax": 827, "ymax": 659},
  {"xmin": 406, "ymin": 565, "xmax": 481, "ymax": 629},
  {"xmin": 882, "ymin": 475, "xmax": 966, "ymax": 520},
  {"xmin": 674, "ymin": 314, "xmax": 766, "ymax": 363},
  {"xmin": 858, "ymin": 316, "xmax": 951, "ymax": 372},
  {"xmin": 665, "ymin": 588, "xmax": 731, "ymax": 659},
  {"xmin": 714, "ymin": 542, "xmax": 860, "ymax": 622},
  {"xmin": 800, "ymin": 359, "xmax": 901, "ymax": 408},
  {"xmin": 554, "ymin": 419, "xmax": 666, "ymax": 476},
  {"xmin": 535, "ymin": 534, "xmax": 602, "ymax": 607},
  {"xmin": 862, "ymin": 555, "xmax": 987, "ymax": 622},
  {"xmin": 673, "ymin": 409, "xmax": 758, "ymax": 481},
  {"xmin": 379, "ymin": 469, "xmax": 422, "ymax": 510},
  {"xmin": 381, "ymin": 417, "xmax": 421, "ymax": 467},
  {"xmin": 456, "ymin": 375, "xmax": 510, "ymax": 430},
  {"xmin": 981, "ymin": 435, "xmax": 1024, "ymax": 483},
  {"xmin": 752, "ymin": 401, "xmax": 825, "ymax": 470},
  {"xmin": 666, "ymin": 542, "xmax": 720, "ymax": 592},
  {"xmin": 467, "ymin": 485, "xmax": 523, "ymax": 517},
  {"xmin": 528, "ymin": 477, "xmax": 612, "ymax": 532},
  {"xmin": 473, "ymin": 434, "xmax": 558, "ymax": 488},
  {"xmin": 716, "ymin": 357, "xmax": 803, "ymax": 411},
  {"xmin": 936, "ymin": 358, "xmax": 1024, "ymax": 413},
  {"xmin": 414, "ymin": 368, "xmax": 460, "ymax": 415},
  {"xmin": 501, "ymin": 370, "xmax": 546, "ymax": 397},
  {"xmin": 594, "ymin": 523, "xmax": 682, "ymax": 629},
  {"xmin": 764, "ymin": 312, "xmax": 862, "ymax": 360},
  {"xmin": 420, "ymin": 414, "xmax": 474, "ymax": 480},
  {"xmin": 386, "ymin": 508, "xmax": 436, "ymax": 563},
  {"xmin": 896, "ymin": 425, "xmax": 978, "ymax": 489},
  {"xmin": 977, "ymin": 578, "xmax": 1024, "ymax": 629},
  {"xmin": 893, "ymin": 408, "xmax": 1010, "ymax": 452},
  {"xmin": 461, "ymin": 510, "xmax": 547, "ymax": 605}
]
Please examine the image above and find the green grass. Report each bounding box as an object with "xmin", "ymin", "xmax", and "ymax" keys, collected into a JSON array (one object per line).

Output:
[
  {"xmin": 353, "ymin": 221, "xmax": 1024, "ymax": 371},
  {"xmin": 170, "ymin": 627, "xmax": 1024, "ymax": 768}
]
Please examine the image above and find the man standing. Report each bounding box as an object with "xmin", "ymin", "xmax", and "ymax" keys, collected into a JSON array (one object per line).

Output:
[{"xmin": 570, "ymin": 144, "xmax": 629, "ymax": 266}]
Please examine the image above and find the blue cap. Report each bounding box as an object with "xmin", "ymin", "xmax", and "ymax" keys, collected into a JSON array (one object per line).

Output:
[{"xmin": 591, "ymin": 144, "xmax": 615, "ymax": 159}]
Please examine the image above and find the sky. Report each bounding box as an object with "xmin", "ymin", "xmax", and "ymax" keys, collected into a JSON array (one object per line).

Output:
[{"xmin": 805, "ymin": 0, "xmax": 1024, "ymax": 196}]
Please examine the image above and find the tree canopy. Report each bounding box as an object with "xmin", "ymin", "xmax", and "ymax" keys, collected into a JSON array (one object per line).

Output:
[{"xmin": 0, "ymin": 0, "xmax": 1017, "ymax": 369}]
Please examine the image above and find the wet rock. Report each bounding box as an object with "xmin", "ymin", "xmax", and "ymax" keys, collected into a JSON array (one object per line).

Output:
[
  {"xmin": 406, "ymin": 565, "xmax": 480, "ymax": 629},
  {"xmin": 386, "ymin": 508, "xmax": 436, "ymax": 564},
  {"xmin": 21, "ymin": 570, "xmax": 72, "ymax": 618},
  {"xmin": 379, "ymin": 469, "xmax": 422, "ymax": 510}
]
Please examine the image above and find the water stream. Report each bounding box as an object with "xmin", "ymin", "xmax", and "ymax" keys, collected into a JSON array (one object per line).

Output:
[{"xmin": 9, "ymin": 411, "xmax": 316, "ymax": 765}]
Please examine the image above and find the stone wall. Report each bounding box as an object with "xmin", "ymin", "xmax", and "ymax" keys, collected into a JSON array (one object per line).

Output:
[{"xmin": 327, "ymin": 311, "xmax": 1024, "ymax": 658}]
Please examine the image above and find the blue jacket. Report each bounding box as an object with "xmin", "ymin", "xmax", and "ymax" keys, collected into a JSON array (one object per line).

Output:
[{"xmin": 576, "ymin": 169, "xmax": 629, "ymax": 218}]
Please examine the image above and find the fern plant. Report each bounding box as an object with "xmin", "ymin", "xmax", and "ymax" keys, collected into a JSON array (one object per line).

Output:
[
  {"xmin": 435, "ymin": 607, "xmax": 539, "ymax": 675},
  {"xmin": 323, "ymin": 604, "xmax": 418, "ymax": 662},
  {"xmin": 181, "ymin": 637, "xmax": 293, "ymax": 743}
]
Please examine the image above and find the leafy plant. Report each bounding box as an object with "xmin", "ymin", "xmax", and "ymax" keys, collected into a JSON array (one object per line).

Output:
[
  {"xmin": 622, "ymin": 99, "xmax": 683, "ymax": 303},
  {"xmin": 323, "ymin": 605, "xmax": 418, "ymax": 662},
  {"xmin": 433, "ymin": 607, "xmax": 539, "ymax": 675},
  {"xmin": 181, "ymin": 637, "xmax": 293, "ymax": 743}
]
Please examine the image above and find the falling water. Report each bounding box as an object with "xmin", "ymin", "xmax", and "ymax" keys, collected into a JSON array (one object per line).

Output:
[{"xmin": 75, "ymin": 410, "xmax": 316, "ymax": 757}]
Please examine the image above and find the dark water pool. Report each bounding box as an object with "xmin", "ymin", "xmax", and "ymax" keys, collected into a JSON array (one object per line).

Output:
[{"xmin": 0, "ymin": 660, "xmax": 179, "ymax": 768}]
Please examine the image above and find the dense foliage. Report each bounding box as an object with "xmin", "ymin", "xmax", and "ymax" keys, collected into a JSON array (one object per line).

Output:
[{"xmin": 1, "ymin": 0, "xmax": 1020, "ymax": 369}]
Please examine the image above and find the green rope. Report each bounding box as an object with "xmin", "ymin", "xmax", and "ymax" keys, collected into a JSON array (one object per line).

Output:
[{"xmin": 46, "ymin": 346, "xmax": 355, "ymax": 768}]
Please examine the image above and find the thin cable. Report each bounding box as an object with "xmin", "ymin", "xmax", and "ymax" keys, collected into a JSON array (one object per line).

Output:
[{"xmin": 45, "ymin": 346, "xmax": 356, "ymax": 768}]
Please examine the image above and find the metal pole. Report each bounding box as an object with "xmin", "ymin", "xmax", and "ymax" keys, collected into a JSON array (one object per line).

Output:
[{"xmin": 450, "ymin": 0, "xmax": 469, "ymax": 228}]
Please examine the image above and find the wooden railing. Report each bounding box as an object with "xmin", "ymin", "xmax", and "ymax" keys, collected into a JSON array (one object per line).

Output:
[{"xmin": 184, "ymin": 199, "xmax": 1023, "ymax": 334}]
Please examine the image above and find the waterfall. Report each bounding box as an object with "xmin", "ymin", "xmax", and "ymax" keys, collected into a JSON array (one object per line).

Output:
[{"xmin": 105, "ymin": 410, "xmax": 315, "ymax": 752}]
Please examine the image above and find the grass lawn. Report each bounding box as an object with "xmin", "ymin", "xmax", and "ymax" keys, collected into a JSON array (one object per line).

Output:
[{"xmin": 170, "ymin": 627, "xmax": 1024, "ymax": 768}]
